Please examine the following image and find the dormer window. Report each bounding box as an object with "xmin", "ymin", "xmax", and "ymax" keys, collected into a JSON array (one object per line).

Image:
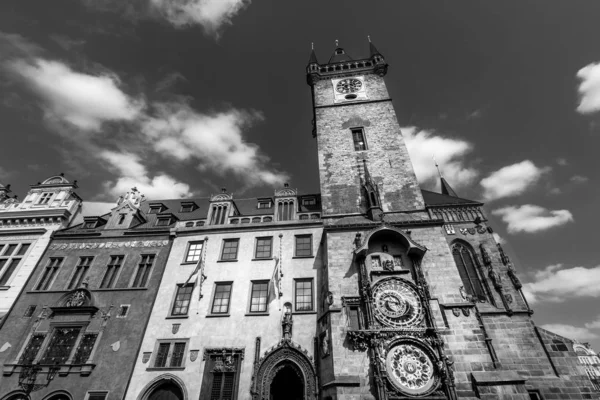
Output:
[
  {"xmin": 180, "ymin": 202, "xmax": 197, "ymax": 213},
  {"xmin": 38, "ymin": 192, "xmax": 53, "ymax": 205},
  {"xmin": 302, "ymin": 197, "xmax": 317, "ymax": 206},
  {"xmin": 82, "ymin": 221, "xmax": 97, "ymax": 229},
  {"xmin": 257, "ymin": 200, "xmax": 272, "ymax": 209},
  {"xmin": 156, "ymin": 217, "xmax": 172, "ymax": 227},
  {"xmin": 117, "ymin": 214, "xmax": 126, "ymax": 225},
  {"xmin": 148, "ymin": 204, "xmax": 165, "ymax": 214}
]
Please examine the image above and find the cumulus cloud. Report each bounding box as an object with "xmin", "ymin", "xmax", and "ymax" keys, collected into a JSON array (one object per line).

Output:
[
  {"xmin": 523, "ymin": 264, "xmax": 600, "ymax": 304},
  {"xmin": 570, "ymin": 175, "xmax": 589, "ymax": 184},
  {"xmin": 142, "ymin": 101, "xmax": 289, "ymax": 186},
  {"xmin": 150, "ymin": 0, "xmax": 250, "ymax": 33},
  {"xmin": 585, "ymin": 316, "xmax": 600, "ymax": 330},
  {"xmin": 576, "ymin": 62, "xmax": 600, "ymax": 114},
  {"xmin": 540, "ymin": 324, "xmax": 599, "ymax": 341},
  {"xmin": 480, "ymin": 161, "xmax": 550, "ymax": 201},
  {"xmin": 100, "ymin": 151, "xmax": 192, "ymax": 199},
  {"xmin": 492, "ymin": 205, "xmax": 573, "ymax": 234},
  {"xmin": 401, "ymin": 127, "xmax": 478, "ymax": 189},
  {"xmin": 6, "ymin": 58, "xmax": 144, "ymax": 131}
]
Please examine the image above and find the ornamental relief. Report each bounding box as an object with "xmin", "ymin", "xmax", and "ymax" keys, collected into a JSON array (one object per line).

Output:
[{"xmin": 48, "ymin": 240, "xmax": 168, "ymax": 250}]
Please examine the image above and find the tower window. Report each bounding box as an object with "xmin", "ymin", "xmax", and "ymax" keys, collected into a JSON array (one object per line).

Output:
[
  {"xmin": 451, "ymin": 243, "xmax": 486, "ymax": 302},
  {"xmin": 351, "ymin": 128, "xmax": 367, "ymax": 151},
  {"xmin": 277, "ymin": 200, "xmax": 294, "ymax": 221},
  {"xmin": 210, "ymin": 205, "xmax": 228, "ymax": 225}
]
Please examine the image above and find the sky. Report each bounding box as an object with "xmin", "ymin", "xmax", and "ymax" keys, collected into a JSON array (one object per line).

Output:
[{"xmin": 1, "ymin": 0, "xmax": 600, "ymax": 348}]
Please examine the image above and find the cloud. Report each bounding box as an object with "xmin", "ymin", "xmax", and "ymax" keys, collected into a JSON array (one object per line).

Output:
[
  {"xmin": 401, "ymin": 127, "xmax": 478, "ymax": 189},
  {"xmin": 540, "ymin": 324, "xmax": 599, "ymax": 341},
  {"xmin": 570, "ymin": 175, "xmax": 589, "ymax": 184},
  {"xmin": 50, "ymin": 34, "xmax": 86, "ymax": 51},
  {"xmin": 585, "ymin": 316, "xmax": 600, "ymax": 330},
  {"xmin": 100, "ymin": 151, "xmax": 192, "ymax": 199},
  {"xmin": 142, "ymin": 101, "xmax": 289, "ymax": 186},
  {"xmin": 492, "ymin": 205, "xmax": 573, "ymax": 234},
  {"xmin": 150, "ymin": 0, "xmax": 250, "ymax": 33},
  {"xmin": 556, "ymin": 158, "xmax": 568, "ymax": 167},
  {"xmin": 576, "ymin": 62, "xmax": 600, "ymax": 114},
  {"xmin": 5, "ymin": 58, "xmax": 144, "ymax": 131},
  {"xmin": 480, "ymin": 161, "xmax": 550, "ymax": 201},
  {"xmin": 523, "ymin": 264, "xmax": 600, "ymax": 304}
]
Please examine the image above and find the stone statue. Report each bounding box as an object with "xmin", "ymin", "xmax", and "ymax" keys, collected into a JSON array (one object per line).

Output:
[{"xmin": 282, "ymin": 304, "xmax": 293, "ymax": 340}]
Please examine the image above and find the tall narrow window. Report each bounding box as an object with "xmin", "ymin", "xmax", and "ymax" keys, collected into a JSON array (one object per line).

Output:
[
  {"xmin": 249, "ymin": 281, "xmax": 268, "ymax": 313},
  {"xmin": 211, "ymin": 373, "xmax": 235, "ymax": 400},
  {"xmin": 254, "ymin": 237, "xmax": 272, "ymax": 259},
  {"xmin": 99, "ymin": 255, "xmax": 124, "ymax": 289},
  {"xmin": 220, "ymin": 239, "xmax": 239, "ymax": 261},
  {"xmin": 131, "ymin": 254, "xmax": 155, "ymax": 288},
  {"xmin": 154, "ymin": 343, "xmax": 170, "ymax": 368},
  {"xmin": 348, "ymin": 306, "xmax": 361, "ymax": 330},
  {"xmin": 351, "ymin": 128, "xmax": 367, "ymax": 151},
  {"xmin": 277, "ymin": 200, "xmax": 294, "ymax": 221},
  {"xmin": 295, "ymin": 279, "xmax": 314, "ymax": 311},
  {"xmin": 185, "ymin": 241, "xmax": 203, "ymax": 263},
  {"xmin": 152, "ymin": 341, "xmax": 188, "ymax": 368},
  {"xmin": 171, "ymin": 284, "xmax": 194, "ymax": 316},
  {"xmin": 200, "ymin": 351, "xmax": 242, "ymax": 400},
  {"xmin": 117, "ymin": 213, "xmax": 126, "ymax": 224},
  {"xmin": 0, "ymin": 243, "xmax": 30, "ymax": 286},
  {"xmin": 68, "ymin": 257, "xmax": 93, "ymax": 290},
  {"xmin": 19, "ymin": 333, "xmax": 46, "ymax": 364},
  {"xmin": 35, "ymin": 257, "xmax": 64, "ymax": 291},
  {"xmin": 210, "ymin": 205, "xmax": 228, "ymax": 225},
  {"xmin": 451, "ymin": 243, "xmax": 486, "ymax": 301},
  {"xmin": 295, "ymin": 235, "xmax": 312, "ymax": 257},
  {"xmin": 211, "ymin": 283, "xmax": 232, "ymax": 314}
]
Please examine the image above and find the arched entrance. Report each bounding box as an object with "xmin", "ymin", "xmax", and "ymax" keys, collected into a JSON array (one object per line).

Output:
[
  {"xmin": 270, "ymin": 362, "xmax": 304, "ymax": 400},
  {"xmin": 148, "ymin": 382, "xmax": 183, "ymax": 400},
  {"xmin": 252, "ymin": 340, "xmax": 317, "ymax": 400}
]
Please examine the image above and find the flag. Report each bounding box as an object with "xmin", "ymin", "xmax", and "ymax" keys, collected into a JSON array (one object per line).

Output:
[
  {"xmin": 185, "ymin": 257, "xmax": 202, "ymax": 285},
  {"xmin": 268, "ymin": 256, "xmax": 281, "ymax": 303}
]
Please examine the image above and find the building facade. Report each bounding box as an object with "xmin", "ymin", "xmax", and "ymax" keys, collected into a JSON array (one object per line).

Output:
[
  {"xmin": 0, "ymin": 42, "xmax": 598, "ymax": 400},
  {"xmin": 0, "ymin": 189, "xmax": 173, "ymax": 400},
  {"xmin": 575, "ymin": 343, "xmax": 600, "ymax": 393},
  {"xmin": 0, "ymin": 175, "xmax": 82, "ymax": 319}
]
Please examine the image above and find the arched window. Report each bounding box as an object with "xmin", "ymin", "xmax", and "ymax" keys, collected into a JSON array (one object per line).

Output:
[
  {"xmin": 251, "ymin": 217, "xmax": 261, "ymax": 223},
  {"xmin": 451, "ymin": 242, "xmax": 486, "ymax": 301},
  {"xmin": 210, "ymin": 205, "xmax": 228, "ymax": 225},
  {"xmin": 277, "ymin": 201, "xmax": 294, "ymax": 221}
]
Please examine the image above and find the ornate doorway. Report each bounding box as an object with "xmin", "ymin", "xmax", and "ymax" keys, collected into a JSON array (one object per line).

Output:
[
  {"xmin": 270, "ymin": 362, "xmax": 304, "ymax": 400},
  {"xmin": 147, "ymin": 382, "xmax": 183, "ymax": 400}
]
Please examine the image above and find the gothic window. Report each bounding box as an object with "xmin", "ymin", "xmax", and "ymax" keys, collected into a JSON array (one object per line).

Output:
[
  {"xmin": 99, "ymin": 255, "xmax": 123, "ymax": 289},
  {"xmin": 220, "ymin": 239, "xmax": 239, "ymax": 261},
  {"xmin": 39, "ymin": 327, "xmax": 81, "ymax": 364},
  {"xmin": 249, "ymin": 281, "xmax": 268, "ymax": 313},
  {"xmin": 171, "ymin": 284, "xmax": 194, "ymax": 316},
  {"xmin": 451, "ymin": 243, "xmax": 486, "ymax": 301},
  {"xmin": 211, "ymin": 283, "xmax": 233, "ymax": 314},
  {"xmin": 37, "ymin": 192, "xmax": 53, "ymax": 205},
  {"xmin": 294, "ymin": 279, "xmax": 314, "ymax": 311},
  {"xmin": 0, "ymin": 242, "xmax": 30, "ymax": 286},
  {"xmin": 210, "ymin": 205, "xmax": 228, "ymax": 225},
  {"xmin": 35, "ymin": 257, "xmax": 64, "ymax": 291},
  {"xmin": 351, "ymin": 128, "xmax": 367, "ymax": 151},
  {"xmin": 67, "ymin": 257, "xmax": 93, "ymax": 290},
  {"xmin": 131, "ymin": 254, "xmax": 155, "ymax": 288},
  {"xmin": 152, "ymin": 340, "xmax": 188, "ymax": 368},
  {"xmin": 277, "ymin": 200, "xmax": 294, "ymax": 221},
  {"xmin": 254, "ymin": 237, "xmax": 272, "ymax": 259},
  {"xmin": 185, "ymin": 241, "xmax": 203, "ymax": 263},
  {"xmin": 295, "ymin": 235, "xmax": 312, "ymax": 257}
]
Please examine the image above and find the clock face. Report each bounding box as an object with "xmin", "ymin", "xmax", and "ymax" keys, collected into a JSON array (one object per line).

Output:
[
  {"xmin": 336, "ymin": 78, "xmax": 363, "ymax": 94},
  {"xmin": 386, "ymin": 343, "xmax": 436, "ymax": 395},
  {"xmin": 372, "ymin": 279, "xmax": 423, "ymax": 328}
]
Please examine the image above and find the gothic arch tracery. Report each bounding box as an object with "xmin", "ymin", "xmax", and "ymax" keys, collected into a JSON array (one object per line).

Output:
[{"xmin": 137, "ymin": 373, "xmax": 188, "ymax": 400}]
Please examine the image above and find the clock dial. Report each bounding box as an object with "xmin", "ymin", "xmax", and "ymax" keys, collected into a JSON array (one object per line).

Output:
[
  {"xmin": 386, "ymin": 343, "xmax": 436, "ymax": 395},
  {"xmin": 336, "ymin": 78, "xmax": 363, "ymax": 94},
  {"xmin": 372, "ymin": 279, "xmax": 423, "ymax": 328}
]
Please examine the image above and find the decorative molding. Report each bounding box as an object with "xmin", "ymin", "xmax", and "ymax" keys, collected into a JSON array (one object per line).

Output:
[{"xmin": 48, "ymin": 240, "xmax": 168, "ymax": 250}]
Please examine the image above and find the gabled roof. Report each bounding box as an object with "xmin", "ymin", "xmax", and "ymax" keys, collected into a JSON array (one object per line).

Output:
[
  {"xmin": 421, "ymin": 189, "xmax": 482, "ymax": 207},
  {"xmin": 328, "ymin": 47, "xmax": 353, "ymax": 64}
]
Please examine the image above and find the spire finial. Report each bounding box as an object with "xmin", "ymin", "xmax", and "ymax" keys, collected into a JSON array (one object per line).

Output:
[
  {"xmin": 368, "ymin": 35, "xmax": 371, "ymax": 43},
  {"xmin": 311, "ymin": 42, "xmax": 314, "ymax": 50},
  {"xmin": 433, "ymin": 155, "xmax": 443, "ymax": 178},
  {"xmin": 335, "ymin": 39, "xmax": 339, "ymax": 47}
]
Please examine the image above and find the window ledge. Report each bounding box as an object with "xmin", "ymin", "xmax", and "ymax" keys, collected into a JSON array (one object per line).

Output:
[
  {"xmin": 245, "ymin": 312, "xmax": 269, "ymax": 316},
  {"xmin": 206, "ymin": 314, "xmax": 230, "ymax": 318},
  {"xmin": 252, "ymin": 258, "xmax": 273, "ymax": 261},
  {"xmin": 146, "ymin": 367, "xmax": 186, "ymax": 371},
  {"xmin": 166, "ymin": 315, "xmax": 189, "ymax": 320},
  {"xmin": 293, "ymin": 311, "xmax": 317, "ymax": 315},
  {"xmin": 292, "ymin": 255, "xmax": 314, "ymax": 259},
  {"xmin": 217, "ymin": 259, "xmax": 238, "ymax": 263},
  {"xmin": 92, "ymin": 287, "xmax": 148, "ymax": 292},
  {"xmin": 0, "ymin": 286, "xmax": 9, "ymax": 291}
]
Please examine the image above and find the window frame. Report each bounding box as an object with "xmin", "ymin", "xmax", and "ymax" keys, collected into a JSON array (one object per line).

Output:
[
  {"xmin": 257, "ymin": 200, "xmax": 272, "ymax": 209},
  {"xmin": 98, "ymin": 255, "xmax": 125, "ymax": 289},
  {"xmin": 66, "ymin": 256, "xmax": 94, "ymax": 290},
  {"xmin": 294, "ymin": 234, "xmax": 313, "ymax": 258},
  {"xmin": 183, "ymin": 241, "xmax": 204, "ymax": 264},
  {"xmin": 170, "ymin": 283, "xmax": 194, "ymax": 317},
  {"xmin": 451, "ymin": 242, "xmax": 487, "ymax": 302},
  {"xmin": 148, "ymin": 339, "xmax": 190, "ymax": 370},
  {"xmin": 294, "ymin": 278, "xmax": 314, "ymax": 312},
  {"xmin": 180, "ymin": 202, "xmax": 197, "ymax": 213},
  {"xmin": 254, "ymin": 237, "xmax": 273, "ymax": 260},
  {"xmin": 116, "ymin": 304, "xmax": 130, "ymax": 318},
  {"xmin": 85, "ymin": 391, "xmax": 109, "ymax": 400},
  {"xmin": 248, "ymin": 280, "xmax": 269, "ymax": 314},
  {"xmin": 155, "ymin": 217, "xmax": 172, "ymax": 227},
  {"xmin": 301, "ymin": 197, "xmax": 317, "ymax": 206},
  {"xmin": 37, "ymin": 192, "xmax": 54, "ymax": 205},
  {"xmin": 34, "ymin": 257, "xmax": 64, "ymax": 291},
  {"xmin": 219, "ymin": 239, "xmax": 239, "ymax": 262},
  {"xmin": 210, "ymin": 282, "xmax": 233, "ymax": 316},
  {"xmin": 130, "ymin": 254, "xmax": 156, "ymax": 288},
  {"xmin": 351, "ymin": 127, "xmax": 368, "ymax": 151},
  {"xmin": 0, "ymin": 242, "xmax": 31, "ymax": 287}
]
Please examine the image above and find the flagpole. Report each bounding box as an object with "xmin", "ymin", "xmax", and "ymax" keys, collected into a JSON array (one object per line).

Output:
[
  {"xmin": 198, "ymin": 236, "xmax": 208, "ymax": 300},
  {"xmin": 278, "ymin": 233, "xmax": 283, "ymax": 311}
]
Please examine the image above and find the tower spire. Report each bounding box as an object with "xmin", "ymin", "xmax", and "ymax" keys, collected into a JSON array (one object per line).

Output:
[{"xmin": 433, "ymin": 155, "xmax": 458, "ymax": 197}]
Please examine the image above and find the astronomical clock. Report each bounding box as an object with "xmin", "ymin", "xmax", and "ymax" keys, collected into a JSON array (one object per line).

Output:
[{"xmin": 349, "ymin": 226, "xmax": 456, "ymax": 399}]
